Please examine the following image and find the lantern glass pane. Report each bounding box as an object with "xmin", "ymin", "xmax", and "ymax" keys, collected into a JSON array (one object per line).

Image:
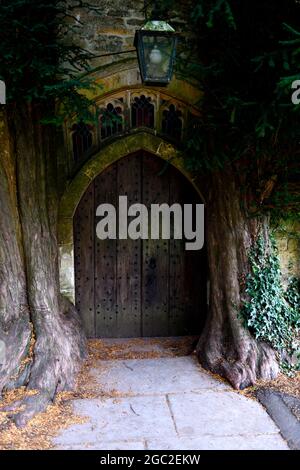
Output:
[{"xmin": 141, "ymin": 35, "xmax": 175, "ymax": 82}]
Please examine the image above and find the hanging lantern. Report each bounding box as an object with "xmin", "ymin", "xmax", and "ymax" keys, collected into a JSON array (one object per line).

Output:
[{"xmin": 135, "ymin": 20, "xmax": 178, "ymax": 86}]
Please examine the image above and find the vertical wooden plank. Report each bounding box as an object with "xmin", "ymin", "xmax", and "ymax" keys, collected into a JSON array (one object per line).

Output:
[
  {"xmin": 168, "ymin": 170, "xmax": 187, "ymax": 336},
  {"xmin": 74, "ymin": 182, "xmax": 95, "ymax": 338},
  {"xmin": 183, "ymin": 182, "xmax": 207, "ymax": 334},
  {"xmin": 94, "ymin": 163, "xmax": 118, "ymax": 338},
  {"xmin": 116, "ymin": 153, "xmax": 142, "ymax": 337},
  {"xmin": 142, "ymin": 152, "xmax": 169, "ymax": 337}
]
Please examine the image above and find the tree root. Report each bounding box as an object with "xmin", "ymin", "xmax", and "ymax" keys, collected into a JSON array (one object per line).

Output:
[
  {"xmin": 0, "ymin": 315, "xmax": 32, "ymax": 393},
  {"xmin": 1, "ymin": 297, "xmax": 86, "ymax": 428},
  {"xmin": 5, "ymin": 392, "xmax": 51, "ymax": 428},
  {"xmin": 197, "ymin": 335, "xmax": 279, "ymax": 389}
]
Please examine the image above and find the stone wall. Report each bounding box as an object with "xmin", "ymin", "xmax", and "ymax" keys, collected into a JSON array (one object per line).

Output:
[
  {"xmin": 68, "ymin": 0, "xmax": 145, "ymax": 70},
  {"xmin": 275, "ymin": 222, "xmax": 300, "ymax": 285},
  {"xmin": 66, "ymin": 0, "xmax": 190, "ymax": 76}
]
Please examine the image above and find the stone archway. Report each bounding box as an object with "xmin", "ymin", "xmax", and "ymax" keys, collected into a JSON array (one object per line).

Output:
[{"xmin": 58, "ymin": 132, "xmax": 205, "ymax": 305}]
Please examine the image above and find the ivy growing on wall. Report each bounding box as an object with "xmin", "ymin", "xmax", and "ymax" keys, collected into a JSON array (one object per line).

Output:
[
  {"xmin": 285, "ymin": 277, "xmax": 300, "ymax": 321},
  {"xmin": 241, "ymin": 236, "xmax": 300, "ymax": 373}
]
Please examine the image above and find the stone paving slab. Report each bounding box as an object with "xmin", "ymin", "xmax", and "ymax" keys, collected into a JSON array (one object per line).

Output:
[
  {"xmin": 147, "ymin": 434, "xmax": 289, "ymax": 450},
  {"xmin": 55, "ymin": 441, "xmax": 146, "ymax": 450},
  {"xmin": 55, "ymin": 433, "xmax": 288, "ymax": 451},
  {"xmin": 168, "ymin": 391, "xmax": 279, "ymax": 438},
  {"xmin": 53, "ymin": 339, "xmax": 288, "ymax": 450},
  {"xmin": 91, "ymin": 356, "xmax": 229, "ymax": 395},
  {"xmin": 53, "ymin": 395, "xmax": 177, "ymax": 446},
  {"xmin": 257, "ymin": 388, "xmax": 300, "ymax": 450}
]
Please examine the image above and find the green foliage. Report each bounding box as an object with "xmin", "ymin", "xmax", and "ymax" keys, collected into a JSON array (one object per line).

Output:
[
  {"xmin": 285, "ymin": 277, "xmax": 300, "ymax": 322},
  {"xmin": 157, "ymin": 0, "xmax": 300, "ymax": 221},
  {"xmin": 241, "ymin": 236, "xmax": 300, "ymax": 372},
  {"xmin": 190, "ymin": 0, "xmax": 236, "ymax": 30},
  {"xmin": 0, "ymin": 1, "xmax": 101, "ymax": 122}
]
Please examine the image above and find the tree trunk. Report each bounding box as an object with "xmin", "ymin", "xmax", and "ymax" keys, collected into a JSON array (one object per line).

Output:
[
  {"xmin": 0, "ymin": 104, "xmax": 86, "ymax": 426},
  {"xmin": 197, "ymin": 165, "xmax": 279, "ymax": 389},
  {"xmin": 0, "ymin": 108, "xmax": 31, "ymax": 392}
]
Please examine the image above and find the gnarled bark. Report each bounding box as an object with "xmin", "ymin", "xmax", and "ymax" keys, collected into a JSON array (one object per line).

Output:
[
  {"xmin": 0, "ymin": 104, "xmax": 86, "ymax": 426},
  {"xmin": 0, "ymin": 108, "xmax": 31, "ymax": 392},
  {"xmin": 197, "ymin": 166, "xmax": 279, "ymax": 389}
]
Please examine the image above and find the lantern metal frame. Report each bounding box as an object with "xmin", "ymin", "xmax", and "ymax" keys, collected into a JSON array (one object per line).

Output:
[{"xmin": 134, "ymin": 20, "xmax": 178, "ymax": 86}]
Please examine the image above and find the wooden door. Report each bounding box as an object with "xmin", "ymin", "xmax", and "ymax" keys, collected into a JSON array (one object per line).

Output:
[{"xmin": 74, "ymin": 151, "xmax": 207, "ymax": 338}]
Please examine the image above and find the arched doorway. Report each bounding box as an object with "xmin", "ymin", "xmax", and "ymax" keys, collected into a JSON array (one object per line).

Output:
[{"xmin": 73, "ymin": 150, "xmax": 207, "ymax": 338}]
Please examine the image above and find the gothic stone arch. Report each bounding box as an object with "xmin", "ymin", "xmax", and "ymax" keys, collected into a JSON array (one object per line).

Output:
[{"xmin": 58, "ymin": 131, "xmax": 205, "ymax": 304}]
